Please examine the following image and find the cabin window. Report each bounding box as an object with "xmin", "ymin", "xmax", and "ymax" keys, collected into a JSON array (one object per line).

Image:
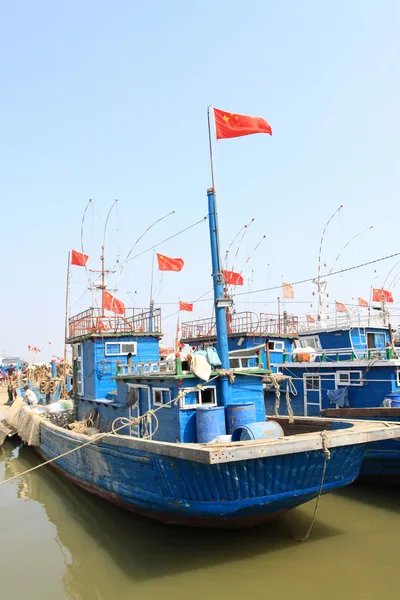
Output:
[
  {"xmin": 105, "ymin": 341, "xmax": 138, "ymax": 356},
  {"xmin": 267, "ymin": 341, "xmax": 285, "ymax": 352},
  {"xmin": 367, "ymin": 332, "xmax": 386, "ymax": 349},
  {"xmin": 336, "ymin": 371, "xmax": 363, "ymax": 386},
  {"xmin": 181, "ymin": 386, "xmax": 217, "ymax": 409},
  {"xmin": 305, "ymin": 376, "xmax": 320, "ymax": 391},
  {"xmin": 153, "ymin": 388, "xmax": 171, "ymax": 407},
  {"xmin": 298, "ymin": 336, "xmax": 321, "ymax": 350},
  {"xmin": 230, "ymin": 355, "xmax": 258, "ymax": 369},
  {"xmin": 76, "ymin": 343, "xmax": 84, "ymax": 396}
]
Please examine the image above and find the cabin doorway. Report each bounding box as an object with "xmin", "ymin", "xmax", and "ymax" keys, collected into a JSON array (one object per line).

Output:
[
  {"xmin": 127, "ymin": 384, "xmax": 151, "ymax": 438},
  {"xmin": 303, "ymin": 375, "xmax": 321, "ymax": 416}
]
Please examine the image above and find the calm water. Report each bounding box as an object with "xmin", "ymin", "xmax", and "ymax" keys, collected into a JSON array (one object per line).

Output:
[{"xmin": 0, "ymin": 439, "xmax": 399, "ymax": 600}]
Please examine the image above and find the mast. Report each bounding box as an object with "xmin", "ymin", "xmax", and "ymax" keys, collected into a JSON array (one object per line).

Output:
[{"xmin": 207, "ymin": 187, "xmax": 231, "ymax": 406}]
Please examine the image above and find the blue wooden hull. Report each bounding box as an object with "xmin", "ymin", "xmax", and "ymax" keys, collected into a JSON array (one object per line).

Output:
[
  {"xmin": 360, "ymin": 439, "xmax": 400, "ymax": 482},
  {"xmin": 323, "ymin": 410, "xmax": 400, "ymax": 484},
  {"xmin": 37, "ymin": 421, "xmax": 366, "ymax": 528}
]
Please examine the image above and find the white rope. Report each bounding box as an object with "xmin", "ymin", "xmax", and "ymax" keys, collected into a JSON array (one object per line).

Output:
[{"xmin": 264, "ymin": 373, "xmax": 296, "ymax": 424}]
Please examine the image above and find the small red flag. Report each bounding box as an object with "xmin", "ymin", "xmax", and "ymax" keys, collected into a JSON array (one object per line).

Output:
[
  {"xmin": 157, "ymin": 253, "xmax": 184, "ymax": 272},
  {"xmin": 28, "ymin": 345, "xmax": 31, "ymax": 351},
  {"xmin": 222, "ymin": 269, "xmax": 244, "ymax": 286},
  {"xmin": 358, "ymin": 297, "xmax": 369, "ymax": 308},
  {"xmin": 214, "ymin": 108, "xmax": 272, "ymax": 140},
  {"xmin": 71, "ymin": 249, "xmax": 89, "ymax": 267},
  {"xmin": 179, "ymin": 301, "xmax": 193, "ymax": 312},
  {"xmin": 306, "ymin": 314, "xmax": 316, "ymax": 323},
  {"xmin": 372, "ymin": 288, "xmax": 393, "ymax": 303},
  {"xmin": 336, "ymin": 301, "xmax": 348, "ymax": 313},
  {"xmin": 282, "ymin": 283, "xmax": 295, "ymax": 299},
  {"xmin": 103, "ymin": 291, "xmax": 125, "ymax": 315}
]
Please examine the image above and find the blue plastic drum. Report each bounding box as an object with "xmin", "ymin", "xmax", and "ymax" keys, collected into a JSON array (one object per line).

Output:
[
  {"xmin": 226, "ymin": 403, "xmax": 257, "ymax": 434},
  {"xmin": 231, "ymin": 420, "xmax": 284, "ymax": 442},
  {"xmin": 196, "ymin": 406, "xmax": 226, "ymax": 443}
]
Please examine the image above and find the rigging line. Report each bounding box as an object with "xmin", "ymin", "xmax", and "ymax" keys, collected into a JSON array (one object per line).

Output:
[
  {"xmin": 111, "ymin": 216, "xmax": 208, "ymax": 269},
  {"xmin": 161, "ymin": 287, "xmax": 214, "ymax": 321},
  {"xmin": 232, "ymin": 250, "xmax": 400, "ymax": 299}
]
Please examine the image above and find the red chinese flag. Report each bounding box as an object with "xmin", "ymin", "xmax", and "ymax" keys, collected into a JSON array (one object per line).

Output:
[
  {"xmin": 103, "ymin": 291, "xmax": 125, "ymax": 315},
  {"xmin": 336, "ymin": 301, "xmax": 348, "ymax": 313},
  {"xmin": 179, "ymin": 301, "xmax": 193, "ymax": 312},
  {"xmin": 358, "ymin": 297, "xmax": 369, "ymax": 308},
  {"xmin": 306, "ymin": 314, "xmax": 316, "ymax": 323},
  {"xmin": 372, "ymin": 288, "xmax": 394, "ymax": 303},
  {"xmin": 222, "ymin": 269, "xmax": 244, "ymax": 286},
  {"xmin": 71, "ymin": 249, "xmax": 89, "ymax": 267},
  {"xmin": 157, "ymin": 253, "xmax": 184, "ymax": 272},
  {"xmin": 213, "ymin": 108, "xmax": 272, "ymax": 140}
]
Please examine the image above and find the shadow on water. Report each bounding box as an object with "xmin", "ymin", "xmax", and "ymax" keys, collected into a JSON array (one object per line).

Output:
[
  {"xmin": 1, "ymin": 440, "xmax": 344, "ymax": 597},
  {"xmin": 334, "ymin": 479, "xmax": 400, "ymax": 513}
]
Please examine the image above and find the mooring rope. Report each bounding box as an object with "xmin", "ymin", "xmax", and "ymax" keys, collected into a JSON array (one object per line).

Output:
[{"xmin": 295, "ymin": 430, "xmax": 331, "ymax": 542}]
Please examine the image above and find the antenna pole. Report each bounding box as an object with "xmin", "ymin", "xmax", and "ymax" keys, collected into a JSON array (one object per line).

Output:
[
  {"xmin": 101, "ymin": 198, "xmax": 118, "ymax": 315},
  {"xmin": 63, "ymin": 251, "xmax": 71, "ymax": 390}
]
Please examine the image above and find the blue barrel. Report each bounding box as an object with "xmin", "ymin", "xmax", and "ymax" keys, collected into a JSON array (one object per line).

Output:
[
  {"xmin": 226, "ymin": 402, "xmax": 257, "ymax": 433},
  {"xmin": 196, "ymin": 406, "xmax": 226, "ymax": 443},
  {"xmin": 231, "ymin": 420, "xmax": 284, "ymax": 442}
]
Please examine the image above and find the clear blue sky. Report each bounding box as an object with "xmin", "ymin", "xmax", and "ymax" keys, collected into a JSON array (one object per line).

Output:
[{"xmin": 1, "ymin": 1, "xmax": 399, "ymax": 358}]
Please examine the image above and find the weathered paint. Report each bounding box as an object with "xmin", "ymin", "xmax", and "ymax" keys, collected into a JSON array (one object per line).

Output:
[{"xmin": 37, "ymin": 419, "xmax": 367, "ymax": 527}]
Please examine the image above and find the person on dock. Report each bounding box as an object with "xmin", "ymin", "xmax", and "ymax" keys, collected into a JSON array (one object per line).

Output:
[
  {"xmin": 23, "ymin": 385, "xmax": 38, "ymax": 406},
  {"xmin": 5, "ymin": 365, "xmax": 17, "ymax": 405}
]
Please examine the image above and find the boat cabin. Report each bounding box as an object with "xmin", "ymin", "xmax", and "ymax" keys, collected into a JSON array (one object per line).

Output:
[
  {"xmin": 114, "ymin": 355, "xmax": 268, "ymax": 443},
  {"xmin": 266, "ymin": 319, "xmax": 400, "ymax": 418},
  {"xmin": 181, "ymin": 311, "xmax": 297, "ymax": 371},
  {"xmin": 67, "ymin": 307, "xmax": 162, "ymax": 421}
]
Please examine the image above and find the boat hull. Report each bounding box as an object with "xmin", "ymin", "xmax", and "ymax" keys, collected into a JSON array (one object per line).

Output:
[
  {"xmin": 323, "ymin": 409, "xmax": 400, "ymax": 486},
  {"xmin": 36, "ymin": 421, "xmax": 365, "ymax": 529}
]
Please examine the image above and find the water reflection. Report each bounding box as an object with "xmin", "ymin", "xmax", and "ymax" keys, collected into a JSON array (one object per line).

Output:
[
  {"xmin": 2, "ymin": 440, "xmax": 399, "ymax": 600},
  {"xmin": 0, "ymin": 440, "xmax": 342, "ymax": 600}
]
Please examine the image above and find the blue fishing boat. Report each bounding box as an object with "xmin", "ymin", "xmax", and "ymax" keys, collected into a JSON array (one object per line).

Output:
[
  {"xmin": 9, "ymin": 184, "xmax": 395, "ymax": 528},
  {"xmin": 266, "ymin": 317, "xmax": 400, "ymax": 482}
]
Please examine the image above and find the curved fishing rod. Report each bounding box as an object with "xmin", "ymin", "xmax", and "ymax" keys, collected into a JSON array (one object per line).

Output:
[
  {"xmin": 100, "ymin": 198, "xmax": 118, "ymax": 311},
  {"xmin": 382, "ymin": 256, "xmax": 400, "ymax": 290},
  {"xmin": 115, "ymin": 210, "xmax": 176, "ymax": 293},
  {"xmin": 328, "ymin": 226, "xmax": 373, "ymax": 275},
  {"xmin": 80, "ymin": 198, "xmax": 94, "ymax": 305},
  {"xmin": 224, "ymin": 222, "xmax": 249, "ymax": 268},
  {"xmin": 316, "ymin": 205, "xmax": 343, "ymax": 320},
  {"xmin": 231, "ymin": 218, "xmax": 255, "ymax": 272},
  {"xmin": 231, "ymin": 234, "xmax": 267, "ymax": 293}
]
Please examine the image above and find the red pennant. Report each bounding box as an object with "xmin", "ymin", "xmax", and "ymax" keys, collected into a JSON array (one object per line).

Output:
[
  {"xmin": 358, "ymin": 297, "xmax": 369, "ymax": 308},
  {"xmin": 179, "ymin": 301, "xmax": 193, "ymax": 312},
  {"xmin": 372, "ymin": 288, "xmax": 393, "ymax": 303},
  {"xmin": 214, "ymin": 108, "xmax": 272, "ymax": 140},
  {"xmin": 71, "ymin": 249, "xmax": 89, "ymax": 267},
  {"xmin": 336, "ymin": 301, "xmax": 348, "ymax": 313},
  {"xmin": 103, "ymin": 291, "xmax": 125, "ymax": 315},
  {"xmin": 157, "ymin": 253, "xmax": 184, "ymax": 272},
  {"xmin": 222, "ymin": 269, "xmax": 244, "ymax": 286}
]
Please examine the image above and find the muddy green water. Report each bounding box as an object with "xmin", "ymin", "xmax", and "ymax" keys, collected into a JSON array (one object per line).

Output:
[{"xmin": 0, "ymin": 439, "xmax": 398, "ymax": 600}]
